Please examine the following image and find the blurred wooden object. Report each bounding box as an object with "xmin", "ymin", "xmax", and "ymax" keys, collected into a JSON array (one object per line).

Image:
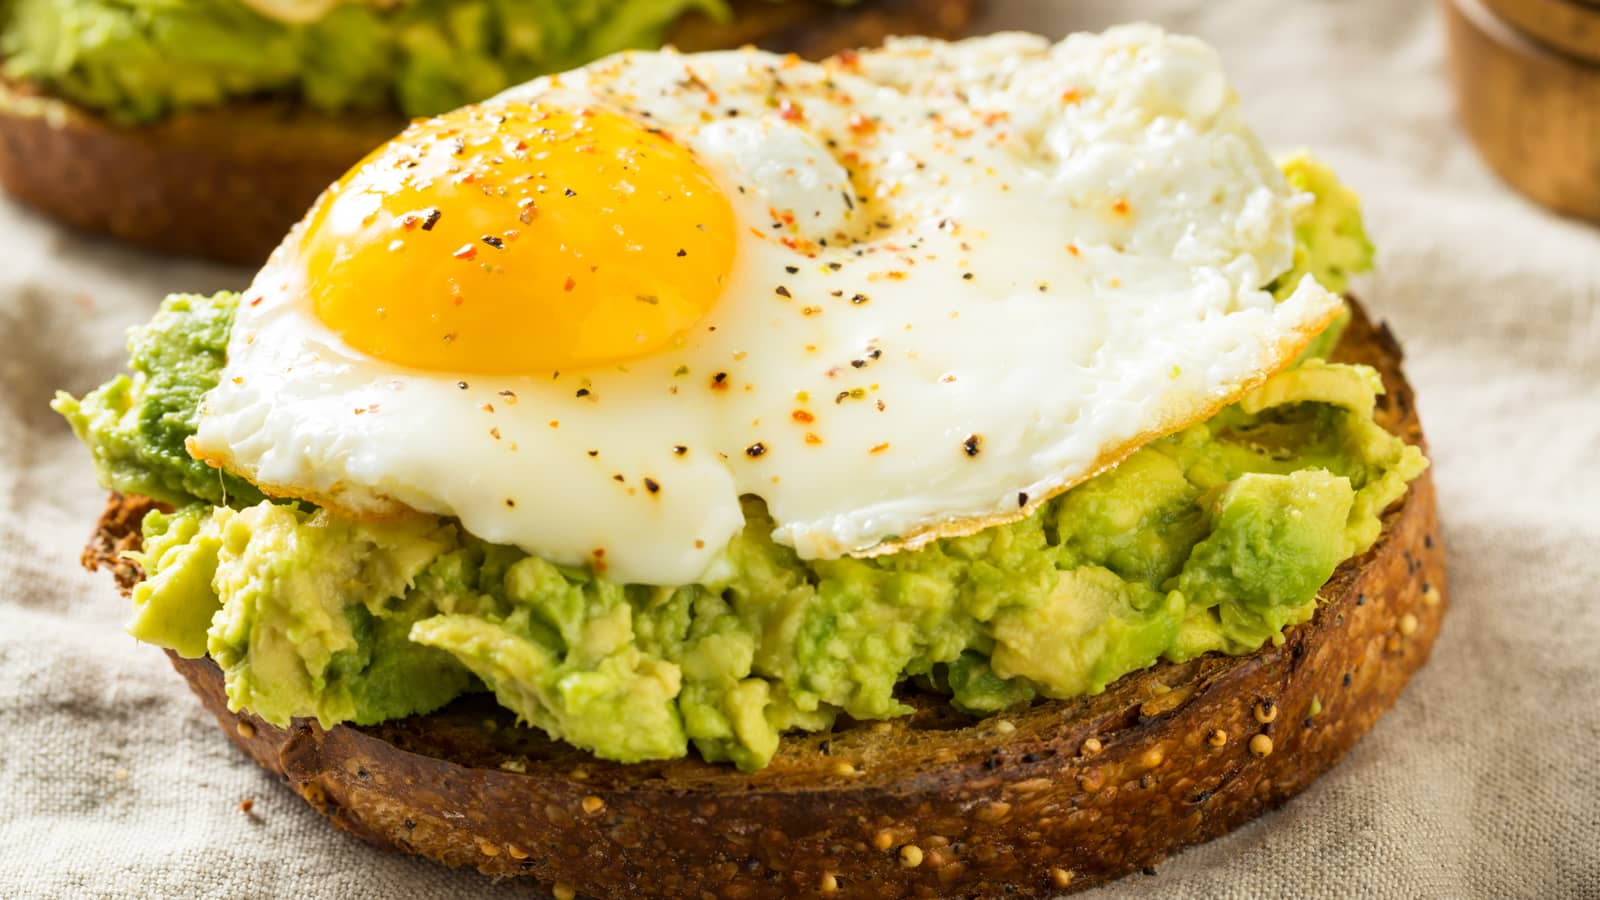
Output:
[{"xmin": 1444, "ymin": 0, "xmax": 1600, "ymax": 222}]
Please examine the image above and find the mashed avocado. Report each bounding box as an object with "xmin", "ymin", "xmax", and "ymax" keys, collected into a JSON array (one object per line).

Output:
[
  {"xmin": 53, "ymin": 158, "xmax": 1422, "ymax": 771},
  {"xmin": 1, "ymin": 0, "xmax": 728, "ymax": 121}
]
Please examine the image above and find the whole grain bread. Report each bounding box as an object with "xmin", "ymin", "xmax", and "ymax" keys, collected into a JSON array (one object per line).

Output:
[
  {"xmin": 83, "ymin": 302, "xmax": 1446, "ymax": 899},
  {"xmin": 0, "ymin": 0, "xmax": 979, "ymax": 265}
]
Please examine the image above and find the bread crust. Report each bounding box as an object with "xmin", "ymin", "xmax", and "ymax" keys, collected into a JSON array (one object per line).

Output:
[
  {"xmin": 84, "ymin": 301, "xmax": 1446, "ymax": 898},
  {"xmin": 0, "ymin": 0, "xmax": 979, "ymax": 266}
]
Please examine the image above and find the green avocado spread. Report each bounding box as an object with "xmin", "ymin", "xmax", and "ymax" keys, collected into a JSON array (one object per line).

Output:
[
  {"xmin": 54, "ymin": 158, "xmax": 1422, "ymax": 771},
  {"xmin": 0, "ymin": 0, "xmax": 735, "ymax": 122}
]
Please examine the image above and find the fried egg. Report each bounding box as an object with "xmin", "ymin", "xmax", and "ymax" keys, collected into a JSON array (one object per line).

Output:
[{"xmin": 191, "ymin": 26, "xmax": 1341, "ymax": 585}]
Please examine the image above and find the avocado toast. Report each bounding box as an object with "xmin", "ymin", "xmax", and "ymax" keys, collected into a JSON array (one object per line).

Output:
[
  {"xmin": 56, "ymin": 29, "xmax": 1445, "ymax": 897},
  {"xmin": 0, "ymin": 0, "xmax": 977, "ymax": 264}
]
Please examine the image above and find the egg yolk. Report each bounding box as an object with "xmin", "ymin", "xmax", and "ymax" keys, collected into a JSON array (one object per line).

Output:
[{"xmin": 300, "ymin": 103, "xmax": 736, "ymax": 374}]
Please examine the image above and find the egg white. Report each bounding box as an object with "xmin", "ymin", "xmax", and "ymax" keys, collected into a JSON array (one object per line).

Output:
[{"xmin": 192, "ymin": 26, "xmax": 1341, "ymax": 585}]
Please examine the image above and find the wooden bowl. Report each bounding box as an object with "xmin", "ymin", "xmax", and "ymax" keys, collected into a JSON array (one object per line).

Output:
[{"xmin": 1443, "ymin": 0, "xmax": 1600, "ymax": 222}]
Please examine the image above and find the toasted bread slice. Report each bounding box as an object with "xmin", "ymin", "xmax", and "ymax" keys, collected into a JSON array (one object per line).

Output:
[
  {"xmin": 83, "ymin": 301, "xmax": 1445, "ymax": 898},
  {"xmin": 0, "ymin": 0, "xmax": 979, "ymax": 266}
]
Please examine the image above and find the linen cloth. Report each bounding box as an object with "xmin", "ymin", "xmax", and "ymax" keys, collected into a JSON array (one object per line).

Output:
[{"xmin": 2, "ymin": 1, "xmax": 1597, "ymax": 896}]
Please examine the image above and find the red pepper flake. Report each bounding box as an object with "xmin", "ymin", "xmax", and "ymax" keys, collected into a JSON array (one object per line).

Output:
[
  {"xmin": 480, "ymin": 403, "xmax": 494, "ymax": 413},
  {"xmin": 805, "ymin": 432, "xmax": 822, "ymax": 445},
  {"xmin": 248, "ymin": 296, "xmax": 264, "ymax": 307},
  {"xmin": 779, "ymin": 98, "xmax": 806, "ymax": 122},
  {"xmin": 644, "ymin": 478, "xmax": 661, "ymax": 494},
  {"xmin": 1062, "ymin": 88, "xmax": 1083, "ymax": 104},
  {"xmin": 746, "ymin": 442, "xmax": 767, "ymax": 458},
  {"xmin": 869, "ymin": 442, "xmax": 890, "ymax": 454},
  {"xmin": 517, "ymin": 199, "xmax": 537, "ymax": 224},
  {"xmin": 548, "ymin": 420, "xmax": 559, "ymax": 428},
  {"xmin": 835, "ymin": 49, "xmax": 860, "ymax": 69},
  {"xmin": 792, "ymin": 409, "xmax": 815, "ymax": 423},
  {"xmin": 1112, "ymin": 198, "xmax": 1130, "ymax": 215},
  {"xmin": 490, "ymin": 427, "xmax": 502, "ymax": 439},
  {"xmin": 453, "ymin": 244, "xmax": 478, "ymax": 261},
  {"xmin": 1067, "ymin": 243, "xmax": 1080, "ymax": 257},
  {"xmin": 564, "ymin": 276, "xmax": 577, "ymax": 292},
  {"xmin": 963, "ymin": 435, "xmax": 982, "ymax": 457}
]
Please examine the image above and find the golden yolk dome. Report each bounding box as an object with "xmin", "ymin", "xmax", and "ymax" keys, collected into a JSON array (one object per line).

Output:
[{"xmin": 299, "ymin": 103, "xmax": 736, "ymax": 374}]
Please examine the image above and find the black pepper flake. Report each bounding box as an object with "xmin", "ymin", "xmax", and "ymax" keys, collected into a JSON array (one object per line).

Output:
[
  {"xmin": 587, "ymin": 450, "xmax": 599, "ymax": 457},
  {"xmin": 481, "ymin": 235, "xmax": 505, "ymax": 249},
  {"xmin": 712, "ymin": 372, "xmax": 729, "ymax": 388},
  {"xmin": 963, "ymin": 434, "xmax": 982, "ymax": 456},
  {"xmin": 1356, "ymin": 593, "xmax": 1367, "ymax": 606},
  {"xmin": 644, "ymin": 478, "xmax": 661, "ymax": 494},
  {"xmin": 676, "ymin": 248, "xmax": 688, "ymax": 258},
  {"xmin": 828, "ymin": 262, "xmax": 843, "ymax": 271},
  {"xmin": 1343, "ymin": 672, "xmax": 1353, "ymax": 687},
  {"xmin": 612, "ymin": 474, "xmax": 625, "ymax": 482},
  {"xmin": 785, "ymin": 265, "xmax": 799, "ymax": 274},
  {"xmin": 850, "ymin": 293, "xmax": 869, "ymax": 305},
  {"xmin": 850, "ymin": 359, "xmax": 866, "ymax": 369},
  {"xmin": 672, "ymin": 445, "xmax": 688, "ymax": 455},
  {"xmin": 456, "ymin": 381, "xmax": 469, "ymax": 390},
  {"xmin": 775, "ymin": 286, "xmax": 791, "ymax": 298},
  {"xmin": 564, "ymin": 188, "xmax": 577, "ymax": 197},
  {"xmin": 420, "ymin": 208, "xmax": 442, "ymax": 231},
  {"xmin": 746, "ymin": 442, "xmax": 767, "ymax": 458},
  {"xmin": 403, "ymin": 819, "xmax": 416, "ymax": 830},
  {"xmin": 504, "ymin": 498, "xmax": 516, "ymax": 507},
  {"xmin": 1017, "ymin": 491, "xmax": 1029, "ymax": 507},
  {"xmin": 962, "ymin": 272, "xmax": 975, "ymax": 281},
  {"xmin": 575, "ymin": 388, "xmax": 591, "ymax": 398}
]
